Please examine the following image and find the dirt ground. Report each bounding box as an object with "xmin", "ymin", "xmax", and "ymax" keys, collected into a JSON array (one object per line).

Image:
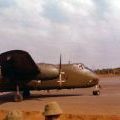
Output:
[{"xmin": 0, "ymin": 110, "xmax": 120, "ymax": 120}]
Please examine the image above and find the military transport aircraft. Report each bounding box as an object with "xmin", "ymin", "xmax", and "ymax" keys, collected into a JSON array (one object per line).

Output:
[{"xmin": 0, "ymin": 50, "xmax": 100, "ymax": 102}]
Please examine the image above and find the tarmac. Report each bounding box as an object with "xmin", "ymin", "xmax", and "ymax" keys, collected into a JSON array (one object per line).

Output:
[{"xmin": 0, "ymin": 76, "xmax": 120, "ymax": 115}]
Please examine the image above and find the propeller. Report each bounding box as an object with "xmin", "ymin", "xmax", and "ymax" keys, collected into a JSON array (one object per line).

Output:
[
  {"xmin": 59, "ymin": 54, "xmax": 62, "ymax": 75},
  {"xmin": 57, "ymin": 54, "xmax": 65, "ymax": 87}
]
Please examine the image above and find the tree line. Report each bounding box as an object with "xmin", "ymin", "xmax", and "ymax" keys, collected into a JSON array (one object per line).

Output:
[{"xmin": 94, "ymin": 68, "xmax": 120, "ymax": 75}]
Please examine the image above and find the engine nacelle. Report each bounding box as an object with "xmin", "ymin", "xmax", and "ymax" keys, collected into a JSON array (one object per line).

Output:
[{"xmin": 37, "ymin": 63, "xmax": 59, "ymax": 80}]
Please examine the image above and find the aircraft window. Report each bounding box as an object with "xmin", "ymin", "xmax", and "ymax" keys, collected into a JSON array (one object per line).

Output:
[
  {"xmin": 85, "ymin": 66, "xmax": 94, "ymax": 72},
  {"xmin": 77, "ymin": 64, "xmax": 84, "ymax": 70}
]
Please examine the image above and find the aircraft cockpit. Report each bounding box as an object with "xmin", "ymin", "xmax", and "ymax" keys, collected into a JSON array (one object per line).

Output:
[
  {"xmin": 77, "ymin": 63, "xmax": 84, "ymax": 70},
  {"xmin": 74, "ymin": 63, "xmax": 94, "ymax": 72},
  {"xmin": 74, "ymin": 63, "xmax": 85, "ymax": 71}
]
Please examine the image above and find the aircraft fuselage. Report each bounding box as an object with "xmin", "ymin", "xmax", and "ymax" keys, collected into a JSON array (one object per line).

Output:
[{"xmin": 0, "ymin": 63, "xmax": 99, "ymax": 91}]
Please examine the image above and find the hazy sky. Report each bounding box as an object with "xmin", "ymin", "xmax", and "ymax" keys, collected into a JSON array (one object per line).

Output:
[{"xmin": 0, "ymin": 0, "xmax": 120, "ymax": 69}]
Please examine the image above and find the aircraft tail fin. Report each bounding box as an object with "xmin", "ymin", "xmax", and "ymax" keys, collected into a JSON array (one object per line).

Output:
[{"xmin": 0, "ymin": 50, "xmax": 40, "ymax": 80}]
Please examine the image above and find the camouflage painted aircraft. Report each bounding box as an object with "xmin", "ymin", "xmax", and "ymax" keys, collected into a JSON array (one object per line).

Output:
[{"xmin": 0, "ymin": 50, "xmax": 100, "ymax": 102}]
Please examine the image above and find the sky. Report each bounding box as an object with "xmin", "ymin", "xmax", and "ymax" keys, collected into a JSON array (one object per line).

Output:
[{"xmin": 0, "ymin": 0, "xmax": 120, "ymax": 69}]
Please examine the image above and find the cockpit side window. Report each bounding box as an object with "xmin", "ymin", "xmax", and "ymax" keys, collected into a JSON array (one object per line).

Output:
[
  {"xmin": 85, "ymin": 66, "xmax": 94, "ymax": 72},
  {"xmin": 75, "ymin": 64, "xmax": 84, "ymax": 70}
]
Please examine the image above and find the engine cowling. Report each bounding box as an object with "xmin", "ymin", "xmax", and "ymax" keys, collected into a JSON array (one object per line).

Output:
[{"xmin": 36, "ymin": 63, "xmax": 59, "ymax": 80}]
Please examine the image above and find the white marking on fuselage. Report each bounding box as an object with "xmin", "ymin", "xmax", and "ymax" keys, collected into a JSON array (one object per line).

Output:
[{"xmin": 57, "ymin": 72, "xmax": 66, "ymax": 86}]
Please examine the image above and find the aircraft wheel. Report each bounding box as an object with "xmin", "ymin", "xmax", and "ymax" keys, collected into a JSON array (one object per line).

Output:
[
  {"xmin": 23, "ymin": 88, "xmax": 30, "ymax": 98},
  {"xmin": 14, "ymin": 94, "xmax": 23, "ymax": 102},
  {"xmin": 93, "ymin": 90, "xmax": 100, "ymax": 96}
]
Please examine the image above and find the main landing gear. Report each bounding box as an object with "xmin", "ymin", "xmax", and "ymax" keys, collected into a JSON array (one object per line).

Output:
[
  {"xmin": 93, "ymin": 85, "xmax": 101, "ymax": 96},
  {"xmin": 14, "ymin": 85, "xmax": 30, "ymax": 102},
  {"xmin": 14, "ymin": 84, "xmax": 23, "ymax": 102},
  {"xmin": 23, "ymin": 88, "xmax": 30, "ymax": 98}
]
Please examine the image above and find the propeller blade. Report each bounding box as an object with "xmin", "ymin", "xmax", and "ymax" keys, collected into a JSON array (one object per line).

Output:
[{"xmin": 59, "ymin": 54, "xmax": 62, "ymax": 74}]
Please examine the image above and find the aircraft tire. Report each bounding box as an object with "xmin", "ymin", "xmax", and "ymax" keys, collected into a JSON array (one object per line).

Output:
[
  {"xmin": 93, "ymin": 90, "xmax": 100, "ymax": 96},
  {"xmin": 14, "ymin": 94, "xmax": 23, "ymax": 102}
]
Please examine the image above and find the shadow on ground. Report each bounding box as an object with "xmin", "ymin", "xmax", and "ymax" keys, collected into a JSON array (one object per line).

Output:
[
  {"xmin": 24, "ymin": 93, "xmax": 82, "ymax": 101},
  {"xmin": 0, "ymin": 93, "xmax": 14, "ymax": 104},
  {"xmin": 0, "ymin": 92, "xmax": 82, "ymax": 103}
]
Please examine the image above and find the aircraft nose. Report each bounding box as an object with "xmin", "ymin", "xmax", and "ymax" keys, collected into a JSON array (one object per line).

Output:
[
  {"xmin": 87, "ymin": 72, "xmax": 99, "ymax": 85},
  {"xmin": 92, "ymin": 78, "xmax": 99, "ymax": 85}
]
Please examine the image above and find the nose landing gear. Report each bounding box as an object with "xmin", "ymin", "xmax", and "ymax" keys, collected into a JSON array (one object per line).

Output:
[
  {"xmin": 93, "ymin": 85, "xmax": 101, "ymax": 96},
  {"xmin": 93, "ymin": 90, "xmax": 100, "ymax": 95}
]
